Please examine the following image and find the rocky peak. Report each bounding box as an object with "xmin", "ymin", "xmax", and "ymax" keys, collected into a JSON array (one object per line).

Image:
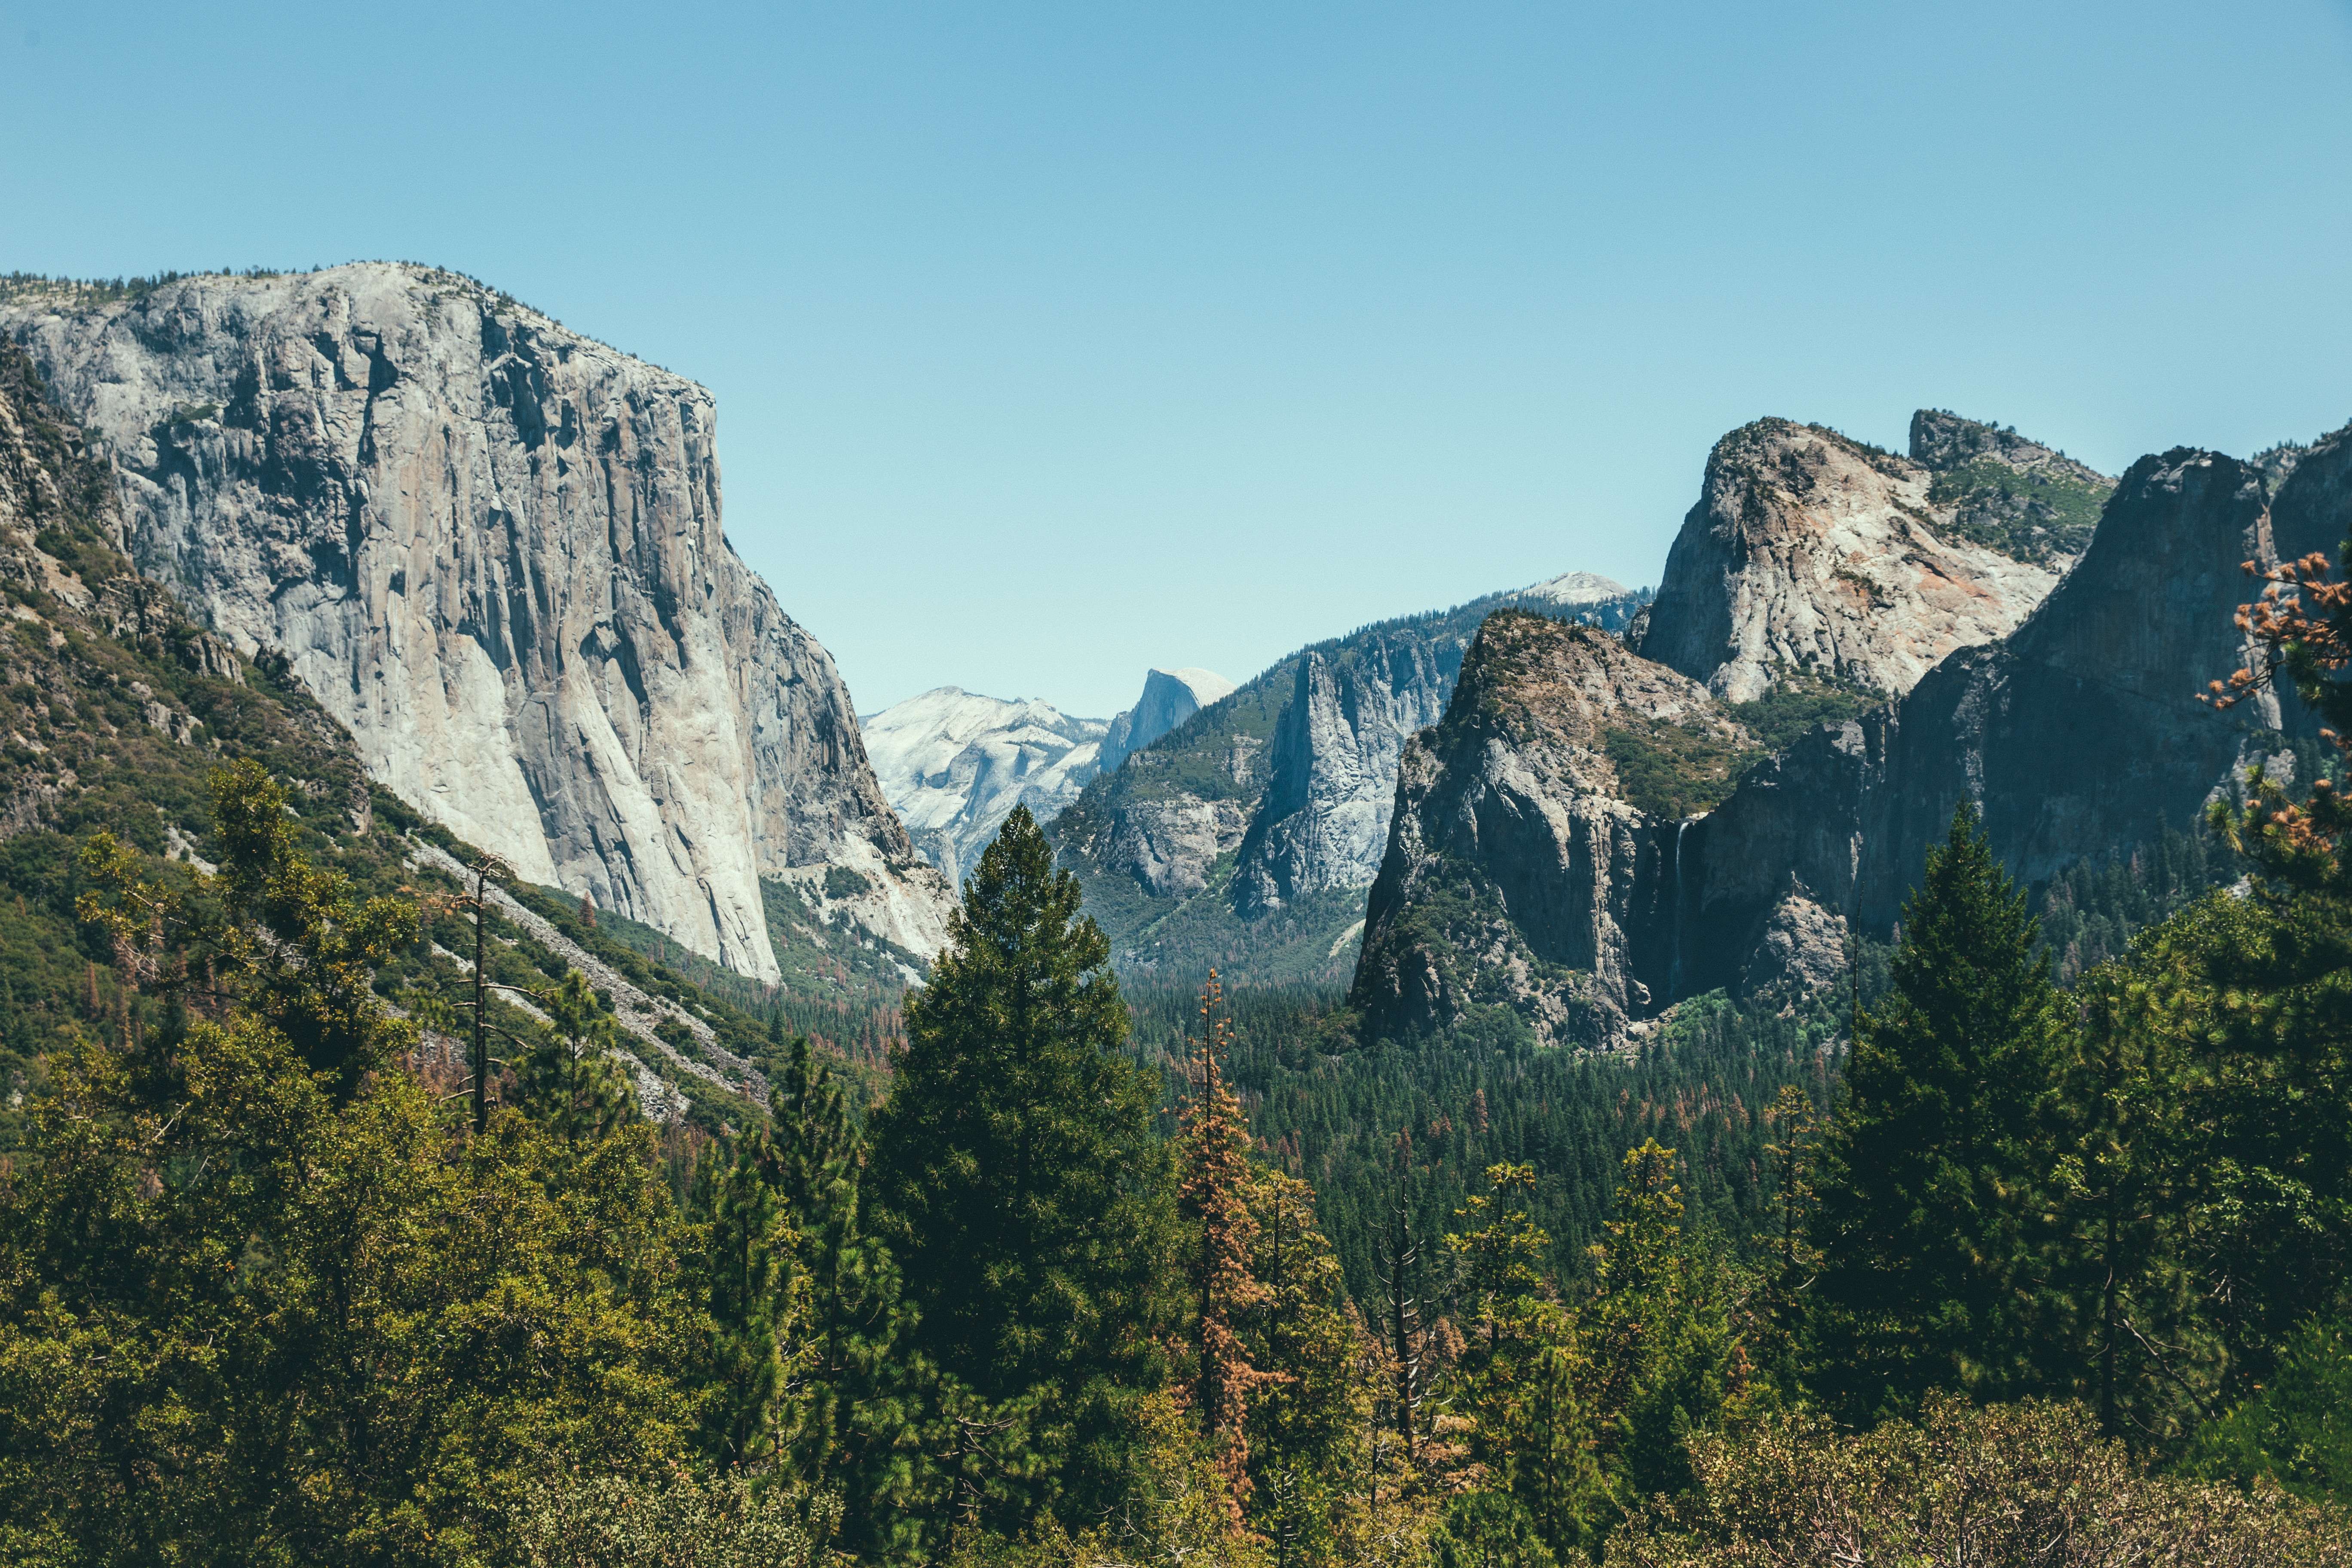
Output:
[
  {"xmin": 3, "ymin": 263, "xmax": 956, "ymax": 980},
  {"xmin": 860, "ymin": 686, "xmax": 1107, "ymax": 885},
  {"xmin": 1639, "ymin": 416, "xmax": 2062, "ymax": 703},
  {"xmin": 1443, "ymin": 610, "xmax": 1732, "ymax": 777},
  {"xmin": 1908, "ymin": 408, "xmax": 2107, "ymax": 486},
  {"xmin": 1908, "ymin": 409, "xmax": 2116, "ymax": 569},
  {"xmin": 1347, "ymin": 612, "xmax": 1746, "ymax": 1048},
  {"xmin": 1097, "ymin": 665, "xmax": 1235, "ymax": 774}
]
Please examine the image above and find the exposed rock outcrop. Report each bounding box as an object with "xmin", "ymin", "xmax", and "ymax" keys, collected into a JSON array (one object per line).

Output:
[
  {"xmin": 1517, "ymin": 571, "xmax": 1633, "ymax": 614},
  {"xmin": 1350, "ymin": 424, "xmax": 2300, "ymax": 1050},
  {"xmin": 3, "ymin": 264, "xmax": 955, "ymax": 980},
  {"xmin": 1910, "ymin": 410, "xmax": 2116, "ymax": 570},
  {"xmin": 860, "ymin": 686, "xmax": 1106, "ymax": 886},
  {"xmin": 1052, "ymin": 578, "xmax": 1649, "ymax": 980},
  {"xmin": 1640, "ymin": 418, "xmax": 2075, "ymax": 703},
  {"xmin": 1678, "ymin": 446, "xmax": 2281, "ymax": 995},
  {"xmin": 1231, "ymin": 631, "xmax": 1460, "ymax": 916},
  {"xmin": 1097, "ymin": 666, "xmax": 1236, "ymax": 775},
  {"xmin": 1348, "ymin": 612, "xmax": 1750, "ymax": 1047}
]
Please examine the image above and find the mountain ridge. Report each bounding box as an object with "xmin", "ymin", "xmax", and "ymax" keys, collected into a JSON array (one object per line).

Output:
[{"xmin": 1, "ymin": 263, "xmax": 956, "ymax": 982}]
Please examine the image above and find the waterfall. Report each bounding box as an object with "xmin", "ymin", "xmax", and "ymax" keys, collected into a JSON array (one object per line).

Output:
[{"xmin": 1667, "ymin": 818, "xmax": 1690, "ymax": 1002}]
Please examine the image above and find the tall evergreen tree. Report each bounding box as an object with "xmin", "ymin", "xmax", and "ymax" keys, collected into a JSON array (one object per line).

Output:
[
  {"xmin": 518, "ymin": 969, "xmax": 637, "ymax": 1144},
  {"xmin": 1173, "ymin": 971, "xmax": 1279, "ymax": 1523},
  {"xmin": 864, "ymin": 805, "xmax": 1172, "ymax": 1522},
  {"xmin": 697, "ymin": 1128, "xmax": 813, "ymax": 1476},
  {"xmin": 763, "ymin": 1035, "xmax": 963, "ymax": 1562},
  {"xmin": 1808, "ymin": 799, "xmax": 2063, "ymax": 1418}
]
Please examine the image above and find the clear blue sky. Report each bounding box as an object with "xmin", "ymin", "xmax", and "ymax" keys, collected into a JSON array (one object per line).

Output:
[{"xmin": 6, "ymin": 2, "xmax": 2351, "ymax": 717}]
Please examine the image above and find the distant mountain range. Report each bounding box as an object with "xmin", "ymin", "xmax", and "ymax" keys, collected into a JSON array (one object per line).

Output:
[
  {"xmin": 861, "ymin": 575, "xmax": 1647, "ymax": 983},
  {"xmin": 7, "ymin": 261, "xmax": 2340, "ymax": 1057}
]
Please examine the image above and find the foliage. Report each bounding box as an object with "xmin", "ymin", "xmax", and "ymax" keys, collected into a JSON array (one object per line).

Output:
[
  {"xmin": 1606, "ymin": 1396, "xmax": 2349, "ymax": 1567},
  {"xmin": 1173, "ymin": 973, "xmax": 1281, "ymax": 1520},
  {"xmin": 1807, "ymin": 800, "xmax": 2064, "ymax": 1419},
  {"xmin": 1926, "ymin": 454, "xmax": 2114, "ymax": 567},
  {"xmin": 2033, "ymin": 818, "xmax": 2236, "ymax": 983},
  {"xmin": 1721, "ymin": 666, "xmax": 1880, "ymax": 755},
  {"xmin": 695, "ymin": 1130, "xmax": 816, "ymax": 1477},
  {"xmin": 867, "ymin": 805, "xmax": 1176, "ymax": 1531},
  {"xmin": 2184, "ymin": 1314, "xmax": 2352, "ymax": 1506},
  {"xmin": 1599, "ymin": 719, "xmax": 1758, "ymax": 822},
  {"xmin": 0, "ymin": 910, "xmax": 708, "ymax": 1565},
  {"xmin": 519, "ymin": 970, "xmax": 639, "ymax": 1145},
  {"xmin": 512, "ymin": 1465, "xmax": 839, "ymax": 1568}
]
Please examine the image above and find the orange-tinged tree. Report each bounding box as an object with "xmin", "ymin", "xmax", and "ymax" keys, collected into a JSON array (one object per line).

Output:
[{"xmin": 1175, "ymin": 970, "xmax": 1284, "ymax": 1523}]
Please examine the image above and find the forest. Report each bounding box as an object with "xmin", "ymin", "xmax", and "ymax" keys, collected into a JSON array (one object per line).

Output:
[{"xmin": 1, "ymin": 505, "xmax": 2349, "ymax": 1561}]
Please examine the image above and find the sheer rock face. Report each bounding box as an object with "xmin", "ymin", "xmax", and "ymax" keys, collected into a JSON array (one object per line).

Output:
[
  {"xmin": 1348, "ymin": 612, "xmax": 1749, "ymax": 1048},
  {"xmin": 1350, "ymin": 441, "xmax": 2295, "ymax": 1049},
  {"xmin": 1232, "ymin": 632, "xmax": 1461, "ymax": 916},
  {"xmin": 1680, "ymin": 447, "xmax": 2282, "ymax": 997},
  {"xmin": 1640, "ymin": 418, "xmax": 2063, "ymax": 703},
  {"xmin": 1096, "ymin": 666, "xmax": 1236, "ymax": 776},
  {"xmin": 3, "ymin": 264, "xmax": 954, "ymax": 980}
]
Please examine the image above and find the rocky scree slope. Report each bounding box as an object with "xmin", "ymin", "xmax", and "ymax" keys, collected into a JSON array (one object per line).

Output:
[
  {"xmin": 1638, "ymin": 415, "xmax": 2099, "ymax": 704},
  {"xmin": 1347, "ymin": 611, "xmax": 1750, "ymax": 1049},
  {"xmin": 1, "ymin": 264, "xmax": 954, "ymax": 983},
  {"xmin": 1047, "ymin": 578, "xmax": 1647, "ymax": 982}
]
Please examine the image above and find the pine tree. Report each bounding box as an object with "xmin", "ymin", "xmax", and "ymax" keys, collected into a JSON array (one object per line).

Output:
[
  {"xmin": 1237, "ymin": 1164, "xmax": 1362, "ymax": 1559},
  {"xmin": 1749, "ymin": 1083, "xmax": 1823, "ymax": 1395},
  {"xmin": 1173, "ymin": 971, "xmax": 1280, "ymax": 1523},
  {"xmin": 1371, "ymin": 1146, "xmax": 1439, "ymax": 1465},
  {"xmin": 1446, "ymin": 1162, "xmax": 1550, "ymax": 1360},
  {"xmin": 760, "ymin": 1035, "xmax": 959, "ymax": 1561},
  {"xmin": 864, "ymin": 804, "xmax": 1171, "ymax": 1522},
  {"xmin": 697, "ymin": 1128, "xmax": 812, "ymax": 1474},
  {"xmin": 1443, "ymin": 1163, "xmax": 1597, "ymax": 1565},
  {"xmin": 518, "ymin": 969, "xmax": 636, "ymax": 1143},
  {"xmin": 1807, "ymin": 799, "xmax": 2063, "ymax": 1418}
]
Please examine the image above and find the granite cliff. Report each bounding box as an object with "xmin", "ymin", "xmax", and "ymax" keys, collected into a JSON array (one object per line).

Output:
[
  {"xmin": 1, "ymin": 264, "xmax": 955, "ymax": 981},
  {"xmin": 1638, "ymin": 416, "xmax": 2100, "ymax": 703},
  {"xmin": 1680, "ymin": 443, "xmax": 2297, "ymax": 1000},
  {"xmin": 1049, "ymin": 575, "xmax": 1648, "ymax": 981},
  {"xmin": 1351, "ymin": 426, "xmax": 2305, "ymax": 1050},
  {"xmin": 1348, "ymin": 612, "xmax": 1748, "ymax": 1046}
]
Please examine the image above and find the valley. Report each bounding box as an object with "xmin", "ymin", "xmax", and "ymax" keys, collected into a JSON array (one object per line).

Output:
[{"xmin": 1, "ymin": 263, "xmax": 2344, "ymax": 1563}]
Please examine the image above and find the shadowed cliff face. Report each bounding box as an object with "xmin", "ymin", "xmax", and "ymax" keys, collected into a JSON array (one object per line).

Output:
[
  {"xmin": 1641, "ymin": 418, "xmax": 2073, "ymax": 704},
  {"xmin": 1348, "ymin": 612, "xmax": 1749, "ymax": 1047},
  {"xmin": 2, "ymin": 264, "xmax": 955, "ymax": 980},
  {"xmin": 1680, "ymin": 446, "xmax": 2282, "ymax": 998},
  {"xmin": 1349, "ymin": 441, "xmax": 2300, "ymax": 1051}
]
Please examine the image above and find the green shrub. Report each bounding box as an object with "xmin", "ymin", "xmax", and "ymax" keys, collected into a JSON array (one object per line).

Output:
[{"xmin": 1606, "ymin": 1397, "xmax": 2349, "ymax": 1567}]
